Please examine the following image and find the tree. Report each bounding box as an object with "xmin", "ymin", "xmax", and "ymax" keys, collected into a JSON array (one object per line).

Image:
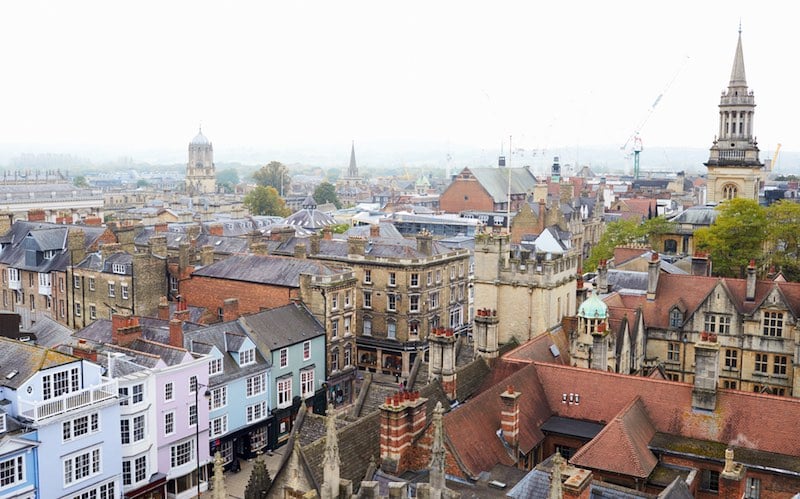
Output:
[
  {"xmin": 216, "ymin": 168, "xmax": 239, "ymax": 193},
  {"xmin": 244, "ymin": 453, "xmax": 272, "ymax": 499},
  {"xmin": 766, "ymin": 200, "xmax": 800, "ymax": 281},
  {"xmin": 313, "ymin": 182, "xmax": 341, "ymax": 209},
  {"xmin": 695, "ymin": 198, "xmax": 767, "ymax": 278},
  {"xmin": 252, "ymin": 161, "xmax": 290, "ymax": 195},
  {"xmin": 136, "ymin": 179, "xmax": 150, "ymax": 188},
  {"xmin": 584, "ymin": 216, "xmax": 676, "ymax": 271},
  {"xmin": 73, "ymin": 175, "xmax": 89, "ymax": 188},
  {"xmin": 244, "ymin": 186, "xmax": 290, "ymax": 217}
]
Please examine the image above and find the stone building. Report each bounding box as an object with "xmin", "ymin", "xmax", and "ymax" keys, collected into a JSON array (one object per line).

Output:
[
  {"xmin": 705, "ymin": 30, "xmax": 765, "ymax": 203},
  {"xmin": 185, "ymin": 128, "xmax": 217, "ymax": 195}
]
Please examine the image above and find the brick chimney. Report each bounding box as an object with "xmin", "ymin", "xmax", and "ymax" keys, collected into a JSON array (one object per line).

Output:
[
  {"xmin": 72, "ymin": 339, "xmax": 98, "ymax": 362},
  {"xmin": 646, "ymin": 252, "xmax": 660, "ymax": 300},
  {"xmin": 499, "ymin": 385, "xmax": 521, "ymax": 450},
  {"xmin": 148, "ymin": 234, "xmax": 167, "ymax": 258},
  {"xmin": 100, "ymin": 242, "xmax": 121, "ymax": 260},
  {"xmin": 222, "ymin": 298, "xmax": 239, "ymax": 322},
  {"xmin": 369, "ymin": 224, "xmax": 380, "ymax": 238},
  {"xmin": 692, "ymin": 331, "xmax": 720, "ymax": 411},
  {"xmin": 169, "ymin": 318, "xmax": 184, "ymax": 348},
  {"xmin": 718, "ymin": 448, "xmax": 747, "ymax": 499},
  {"xmin": 379, "ymin": 391, "xmax": 427, "ymax": 474},
  {"xmin": 415, "ymin": 230, "xmax": 432, "ymax": 256},
  {"xmin": 428, "ymin": 328, "xmax": 457, "ymax": 400},
  {"xmin": 294, "ymin": 242, "xmax": 307, "ymax": 259},
  {"xmin": 158, "ymin": 296, "xmax": 170, "ymax": 320},
  {"xmin": 691, "ymin": 252, "xmax": 710, "ymax": 276},
  {"xmin": 746, "ymin": 259, "xmax": 756, "ymax": 301},
  {"xmin": 474, "ymin": 308, "xmax": 499, "ymax": 359},
  {"xmin": 310, "ymin": 233, "xmax": 321, "ymax": 254},
  {"xmin": 154, "ymin": 222, "xmax": 168, "ymax": 233},
  {"xmin": 111, "ymin": 313, "xmax": 143, "ymax": 347},
  {"xmin": 322, "ymin": 226, "xmax": 333, "ymax": 241},
  {"xmin": 173, "ymin": 299, "xmax": 190, "ymax": 323},
  {"xmin": 27, "ymin": 209, "xmax": 45, "ymax": 222},
  {"xmin": 208, "ymin": 223, "xmax": 224, "ymax": 236}
]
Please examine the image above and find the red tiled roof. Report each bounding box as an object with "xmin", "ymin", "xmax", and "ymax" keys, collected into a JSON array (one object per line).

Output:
[
  {"xmin": 570, "ymin": 397, "xmax": 657, "ymax": 478},
  {"xmin": 613, "ymin": 247, "xmax": 649, "ymax": 266},
  {"xmin": 504, "ymin": 329, "xmax": 570, "ymax": 366}
]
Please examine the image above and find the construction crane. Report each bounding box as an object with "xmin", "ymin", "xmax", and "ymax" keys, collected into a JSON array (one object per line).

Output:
[
  {"xmin": 769, "ymin": 143, "xmax": 782, "ymax": 171},
  {"xmin": 621, "ymin": 55, "xmax": 689, "ymax": 179}
]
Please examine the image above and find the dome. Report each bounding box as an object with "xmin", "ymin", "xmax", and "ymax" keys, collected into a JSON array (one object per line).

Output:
[
  {"xmin": 191, "ymin": 128, "xmax": 210, "ymax": 145},
  {"xmin": 578, "ymin": 292, "xmax": 607, "ymax": 319}
]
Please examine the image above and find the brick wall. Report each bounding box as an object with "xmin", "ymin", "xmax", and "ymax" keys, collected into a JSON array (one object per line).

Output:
[
  {"xmin": 181, "ymin": 275, "xmax": 297, "ymax": 322},
  {"xmin": 440, "ymin": 179, "xmax": 495, "ymax": 213}
]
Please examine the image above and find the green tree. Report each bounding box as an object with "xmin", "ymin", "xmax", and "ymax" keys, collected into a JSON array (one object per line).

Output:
[
  {"xmin": 73, "ymin": 175, "xmax": 89, "ymax": 188},
  {"xmin": 584, "ymin": 216, "xmax": 676, "ymax": 271},
  {"xmin": 136, "ymin": 179, "xmax": 150, "ymax": 188},
  {"xmin": 252, "ymin": 161, "xmax": 290, "ymax": 195},
  {"xmin": 695, "ymin": 198, "xmax": 767, "ymax": 278},
  {"xmin": 243, "ymin": 453, "xmax": 272, "ymax": 499},
  {"xmin": 313, "ymin": 182, "xmax": 341, "ymax": 209},
  {"xmin": 216, "ymin": 168, "xmax": 239, "ymax": 193},
  {"xmin": 766, "ymin": 200, "xmax": 800, "ymax": 281},
  {"xmin": 244, "ymin": 186, "xmax": 290, "ymax": 217}
]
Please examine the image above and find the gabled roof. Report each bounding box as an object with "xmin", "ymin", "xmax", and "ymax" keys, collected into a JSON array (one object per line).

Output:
[
  {"xmin": 184, "ymin": 320, "xmax": 270, "ymax": 385},
  {"xmin": 0, "ymin": 337, "xmax": 78, "ymax": 389},
  {"xmin": 240, "ymin": 303, "xmax": 325, "ymax": 351},
  {"xmin": 191, "ymin": 254, "xmax": 342, "ymax": 287},
  {"xmin": 456, "ymin": 167, "xmax": 538, "ymax": 203}
]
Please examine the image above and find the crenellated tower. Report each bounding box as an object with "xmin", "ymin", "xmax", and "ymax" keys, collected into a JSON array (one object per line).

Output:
[{"xmin": 186, "ymin": 127, "xmax": 217, "ymax": 195}]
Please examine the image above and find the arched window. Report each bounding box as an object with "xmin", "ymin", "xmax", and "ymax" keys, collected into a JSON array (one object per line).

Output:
[{"xmin": 722, "ymin": 183, "xmax": 738, "ymax": 200}]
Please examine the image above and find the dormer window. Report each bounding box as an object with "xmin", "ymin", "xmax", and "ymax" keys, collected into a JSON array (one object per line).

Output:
[
  {"xmin": 669, "ymin": 308, "xmax": 683, "ymax": 328},
  {"xmin": 240, "ymin": 348, "xmax": 255, "ymax": 366},
  {"xmin": 43, "ymin": 249, "xmax": 57, "ymax": 260},
  {"xmin": 112, "ymin": 263, "xmax": 126, "ymax": 274},
  {"xmin": 0, "ymin": 413, "xmax": 5, "ymax": 433},
  {"xmin": 209, "ymin": 358, "xmax": 223, "ymax": 376}
]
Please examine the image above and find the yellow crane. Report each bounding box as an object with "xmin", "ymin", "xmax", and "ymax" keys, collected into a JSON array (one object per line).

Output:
[{"xmin": 770, "ymin": 143, "xmax": 782, "ymax": 171}]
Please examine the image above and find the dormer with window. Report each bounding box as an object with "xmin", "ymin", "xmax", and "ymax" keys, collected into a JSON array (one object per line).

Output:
[
  {"xmin": 669, "ymin": 308, "xmax": 683, "ymax": 329},
  {"xmin": 112, "ymin": 263, "xmax": 127, "ymax": 275},
  {"xmin": 235, "ymin": 337, "xmax": 258, "ymax": 367}
]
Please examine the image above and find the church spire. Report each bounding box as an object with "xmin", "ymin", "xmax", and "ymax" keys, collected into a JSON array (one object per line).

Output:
[
  {"xmin": 347, "ymin": 141, "xmax": 359, "ymax": 178},
  {"xmin": 729, "ymin": 28, "xmax": 747, "ymax": 88}
]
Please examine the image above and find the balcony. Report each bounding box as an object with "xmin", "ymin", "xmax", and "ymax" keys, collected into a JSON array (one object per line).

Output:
[
  {"xmin": 8, "ymin": 279, "xmax": 21, "ymax": 291},
  {"xmin": 18, "ymin": 379, "xmax": 118, "ymax": 423}
]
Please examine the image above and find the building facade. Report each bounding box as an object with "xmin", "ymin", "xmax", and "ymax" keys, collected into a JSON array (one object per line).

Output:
[{"xmin": 185, "ymin": 129, "xmax": 216, "ymax": 196}]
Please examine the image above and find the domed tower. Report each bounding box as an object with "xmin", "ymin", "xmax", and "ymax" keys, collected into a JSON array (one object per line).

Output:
[
  {"xmin": 186, "ymin": 127, "xmax": 217, "ymax": 195},
  {"xmin": 571, "ymin": 292, "xmax": 612, "ymax": 370}
]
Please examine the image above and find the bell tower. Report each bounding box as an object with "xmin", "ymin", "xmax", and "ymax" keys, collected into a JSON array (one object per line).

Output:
[
  {"xmin": 186, "ymin": 127, "xmax": 217, "ymax": 195},
  {"xmin": 705, "ymin": 29, "xmax": 764, "ymax": 203}
]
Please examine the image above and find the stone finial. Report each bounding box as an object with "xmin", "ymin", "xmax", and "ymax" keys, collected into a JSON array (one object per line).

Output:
[
  {"xmin": 549, "ymin": 453, "xmax": 564, "ymax": 499},
  {"xmin": 724, "ymin": 447, "xmax": 735, "ymax": 473}
]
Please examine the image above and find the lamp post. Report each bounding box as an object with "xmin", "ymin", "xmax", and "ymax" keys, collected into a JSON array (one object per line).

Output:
[{"xmin": 195, "ymin": 380, "xmax": 210, "ymax": 498}]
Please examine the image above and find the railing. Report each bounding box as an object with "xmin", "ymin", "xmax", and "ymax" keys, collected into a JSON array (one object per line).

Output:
[
  {"xmin": 719, "ymin": 150, "xmax": 746, "ymax": 160},
  {"xmin": 18, "ymin": 379, "xmax": 118, "ymax": 423},
  {"xmin": 8, "ymin": 279, "xmax": 21, "ymax": 291}
]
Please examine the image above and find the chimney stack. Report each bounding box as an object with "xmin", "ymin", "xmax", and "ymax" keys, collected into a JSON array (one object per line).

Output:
[
  {"xmin": 67, "ymin": 228, "xmax": 86, "ymax": 265},
  {"xmin": 590, "ymin": 322, "xmax": 609, "ymax": 371},
  {"xmin": 499, "ymin": 385, "xmax": 521, "ymax": 451},
  {"xmin": 208, "ymin": 223, "xmax": 224, "ymax": 236},
  {"xmin": 692, "ymin": 331, "xmax": 720, "ymax": 411},
  {"xmin": 310, "ymin": 233, "xmax": 320, "ymax": 254},
  {"xmin": 379, "ymin": 391, "xmax": 427, "ymax": 474},
  {"xmin": 474, "ymin": 308, "xmax": 499, "ymax": 359},
  {"xmin": 154, "ymin": 222, "xmax": 168, "ymax": 233},
  {"xmin": 746, "ymin": 259, "xmax": 756, "ymax": 301},
  {"xmin": 646, "ymin": 252, "xmax": 660, "ymax": 300},
  {"xmin": 169, "ymin": 318, "xmax": 184, "ymax": 348},
  {"xmin": 718, "ymin": 448, "xmax": 747, "ymax": 499},
  {"xmin": 415, "ymin": 229, "xmax": 433, "ymax": 256},
  {"xmin": 0, "ymin": 212, "xmax": 13, "ymax": 235},
  {"xmin": 596, "ymin": 259, "xmax": 609, "ymax": 294},
  {"xmin": 294, "ymin": 242, "xmax": 307, "ymax": 259},
  {"xmin": 222, "ymin": 298, "xmax": 239, "ymax": 322},
  {"xmin": 369, "ymin": 224, "xmax": 380, "ymax": 238},
  {"xmin": 200, "ymin": 245, "xmax": 214, "ymax": 266},
  {"xmin": 691, "ymin": 252, "xmax": 710, "ymax": 276},
  {"xmin": 111, "ymin": 313, "xmax": 143, "ymax": 347},
  {"xmin": 72, "ymin": 339, "xmax": 98, "ymax": 362},
  {"xmin": 428, "ymin": 328, "xmax": 457, "ymax": 400},
  {"xmin": 347, "ymin": 236, "xmax": 366, "ymax": 257},
  {"xmin": 173, "ymin": 299, "xmax": 190, "ymax": 323},
  {"xmin": 158, "ymin": 296, "xmax": 170, "ymax": 320},
  {"xmin": 322, "ymin": 226, "xmax": 333, "ymax": 241}
]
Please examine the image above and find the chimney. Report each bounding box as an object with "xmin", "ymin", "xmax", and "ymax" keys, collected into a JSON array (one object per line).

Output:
[
  {"xmin": 208, "ymin": 223, "xmax": 224, "ymax": 236},
  {"xmin": 100, "ymin": 243, "xmax": 121, "ymax": 260},
  {"xmin": 169, "ymin": 318, "xmax": 184, "ymax": 348},
  {"xmin": 415, "ymin": 229, "xmax": 432, "ymax": 256},
  {"xmin": 309, "ymin": 233, "xmax": 320, "ymax": 254},
  {"xmin": 427, "ymin": 328, "xmax": 457, "ymax": 400},
  {"xmin": 154, "ymin": 222, "xmax": 168, "ymax": 233},
  {"xmin": 200, "ymin": 245, "xmax": 214, "ymax": 266},
  {"xmin": 67, "ymin": 228, "xmax": 86, "ymax": 265},
  {"xmin": 173, "ymin": 299, "xmax": 190, "ymax": 323},
  {"xmin": 185, "ymin": 224, "xmax": 201, "ymax": 241},
  {"xmin": 111, "ymin": 313, "xmax": 143, "ymax": 347},
  {"xmin": 369, "ymin": 224, "xmax": 380, "ymax": 238},
  {"xmin": 294, "ymin": 242, "xmax": 307, "ymax": 259},
  {"xmin": 646, "ymin": 252, "xmax": 660, "ymax": 300},
  {"xmin": 474, "ymin": 309, "xmax": 500, "ymax": 359},
  {"xmin": 692, "ymin": 331, "xmax": 720, "ymax": 411},
  {"xmin": 590, "ymin": 322, "xmax": 609, "ymax": 371},
  {"xmin": 72, "ymin": 339, "xmax": 98, "ymax": 362},
  {"xmin": 347, "ymin": 236, "xmax": 366, "ymax": 257},
  {"xmin": 0, "ymin": 212, "xmax": 13, "ymax": 235},
  {"xmin": 379, "ymin": 391, "xmax": 427, "ymax": 474},
  {"xmin": 718, "ymin": 448, "xmax": 747, "ymax": 499},
  {"xmin": 499, "ymin": 385, "xmax": 521, "ymax": 450},
  {"xmin": 746, "ymin": 259, "xmax": 756, "ymax": 301},
  {"xmin": 178, "ymin": 242, "xmax": 192, "ymax": 272},
  {"xmin": 537, "ymin": 198, "xmax": 546, "ymax": 233},
  {"xmin": 691, "ymin": 252, "xmax": 710, "ymax": 276},
  {"xmin": 27, "ymin": 209, "xmax": 45, "ymax": 222},
  {"xmin": 222, "ymin": 298, "xmax": 239, "ymax": 322},
  {"xmin": 148, "ymin": 234, "xmax": 167, "ymax": 258},
  {"xmin": 596, "ymin": 259, "xmax": 609, "ymax": 294},
  {"xmin": 158, "ymin": 296, "xmax": 170, "ymax": 320},
  {"xmin": 322, "ymin": 226, "xmax": 333, "ymax": 241}
]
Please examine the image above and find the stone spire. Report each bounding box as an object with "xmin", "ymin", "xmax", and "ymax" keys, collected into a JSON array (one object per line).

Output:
[
  {"xmin": 729, "ymin": 28, "xmax": 747, "ymax": 88},
  {"xmin": 428, "ymin": 402, "xmax": 447, "ymax": 497},
  {"xmin": 211, "ymin": 451, "xmax": 227, "ymax": 499},
  {"xmin": 347, "ymin": 141, "xmax": 359, "ymax": 178},
  {"xmin": 321, "ymin": 411, "xmax": 341, "ymax": 499}
]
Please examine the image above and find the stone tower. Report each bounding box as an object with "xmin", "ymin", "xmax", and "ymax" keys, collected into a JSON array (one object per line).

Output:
[
  {"xmin": 705, "ymin": 29, "xmax": 764, "ymax": 203},
  {"xmin": 186, "ymin": 127, "xmax": 217, "ymax": 195}
]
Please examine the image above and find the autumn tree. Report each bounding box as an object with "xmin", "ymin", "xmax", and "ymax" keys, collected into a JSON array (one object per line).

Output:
[
  {"xmin": 585, "ymin": 216, "xmax": 676, "ymax": 271},
  {"xmin": 695, "ymin": 198, "xmax": 767, "ymax": 278},
  {"xmin": 252, "ymin": 161, "xmax": 290, "ymax": 195},
  {"xmin": 313, "ymin": 182, "xmax": 341, "ymax": 209},
  {"xmin": 244, "ymin": 186, "xmax": 290, "ymax": 217}
]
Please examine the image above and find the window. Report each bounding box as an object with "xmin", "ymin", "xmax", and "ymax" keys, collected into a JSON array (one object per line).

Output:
[
  {"xmin": 669, "ymin": 309, "xmax": 682, "ymax": 328},
  {"xmin": 409, "ymin": 321, "xmax": 420, "ymax": 337},
  {"xmin": 331, "ymin": 348, "xmax": 339, "ymax": 371},
  {"xmin": 363, "ymin": 317, "xmax": 372, "ymax": 336},
  {"xmin": 344, "ymin": 344, "xmax": 352, "ymax": 366},
  {"xmin": 169, "ymin": 275, "xmax": 179, "ymax": 293},
  {"xmin": 450, "ymin": 266, "xmax": 455, "ymax": 280},
  {"xmin": 75, "ymin": 302, "xmax": 82, "ymax": 317},
  {"xmin": 746, "ymin": 477, "xmax": 761, "ymax": 499},
  {"xmin": 303, "ymin": 341, "xmax": 311, "ymax": 360},
  {"xmin": 240, "ymin": 348, "xmax": 255, "ymax": 366},
  {"xmin": 63, "ymin": 447, "xmax": 101, "ymax": 485},
  {"xmin": 42, "ymin": 367, "xmax": 79, "ymax": 400},
  {"xmin": 410, "ymin": 295, "xmax": 420, "ymax": 313},
  {"xmin": 387, "ymin": 320, "xmax": 396, "ymax": 340},
  {"xmin": 667, "ymin": 343, "xmax": 680, "ymax": 362},
  {"xmin": 121, "ymin": 284, "xmax": 129, "ymax": 300},
  {"xmin": 755, "ymin": 353, "xmax": 768, "ymax": 373},
  {"xmin": 553, "ymin": 445, "xmax": 575, "ymax": 460},
  {"xmin": 704, "ymin": 315, "xmax": 716, "ymax": 333},
  {"xmin": 210, "ymin": 415, "xmax": 228, "ymax": 437},
  {"xmin": 165, "ymin": 382, "xmax": 174, "ymax": 401},
  {"xmin": 88, "ymin": 277, "xmax": 95, "ymax": 291},
  {"xmin": 277, "ymin": 378, "xmax": 292, "ymax": 408},
  {"xmin": 700, "ymin": 470, "xmax": 719, "ymax": 493},
  {"xmin": 436, "ymin": 270, "xmax": 442, "ymax": 283},
  {"xmin": 63, "ymin": 413, "xmax": 99, "ymax": 442},
  {"xmin": 410, "ymin": 273, "xmax": 419, "ymax": 287},
  {"xmin": 121, "ymin": 415, "xmax": 145, "ymax": 444},
  {"xmin": 210, "ymin": 386, "xmax": 227, "ymax": 410},
  {"xmin": 122, "ymin": 455, "xmax": 147, "ymax": 486},
  {"xmin": 132, "ymin": 383, "xmax": 143, "ymax": 404},
  {"xmin": 246, "ymin": 401, "xmax": 267, "ymax": 423},
  {"xmin": 331, "ymin": 293, "xmax": 339, "ymax": 310},
  {"xmin": 459, "ymin": 263, "xmax": 465, "ymax": 277},
  {"xmin": 301, "ymin": 369, "xmax": 315, "ymax": 397},
  {"xmin": 164, "ymin": 412, "xmax": 175, "ymax": 435},
  {"xmin": 0, "ymin": 455, "xmax": 24, "ymax": 489},
  {"xmin": 427, "ymin": 271, "xmax": 432, "ymax": 286},
  {"xmin": 344, "ymin": 291, "xmax": 351, "ymax": 308},
  {"xmin": 38, "ymin": 272, "xmax": 51, "ymax": 288},
  {"xmin": 364, "ymin": 269, "xmax": 371, "ymax": 284},
  {"xmin": 344, "ymin": 316, "xmax": 351, "ymax": 335},
  {"xmin": 774, "ymin": 355, "xmax": 788, "ymax": 376},
  {"xmin": 363, "ymin": 291, "xmax": 372, "ymax": 308},
  {"xmin": 449, "ymin": 307, "xmax": 462, "ymax": 328},
  {"xmin": 429, "ymin": 291, "xmax": 439, "ymax": 309},
  {"xmin": 719, "ymin": 315, "xmax": 731, "ymax": 334},
  {"xmin": 763, "ymin": 311, "xmax": 784, "ymax": 337},
  {"xmin": 388, "ymin": 294, "xmax": 396, "ymax": 312},
  {"xmin": 723, "ymin": 380, "xmax": 737, "ymax": 389},
  {"xmin": 246, "ymin": 373, "xmax": 266, "ymax": 397},
  {"xmin": 112, "ymin": 263, "xmax": 126, "ymax": 274},
  {"xmin": 107, "ymin": 282, "xmax": 115, "ymax": 298},
  {"xmin": 189, "ymin": 404, "xmax": 197, "ymax": 426},
  {"xmin": 725, "ymin": 349, "xmax": 738, "ymax": 369},
  {"xmin": 89, "ymin": 305, "xmax": 96, "ymax": 320},
  {"xmin": 280, "ymin": 348, "xmax": 288, "ymax": 368},
  {"xmin": 388, "ymin": 272, "xmax": 396, "ymax": 287},
  {"xmin": 209, "ymin": 358, "xmax": 223, "ymax": 376},
  {"xmin": 73, "ymin": 275, "xmax": 80, "ymax": 289},
  {"xmin": 331, "ymin": 319, "xmax": 339, "ymax": 338},
  {"xmin": 189, "ymin": 375, "xmax": 197, "ymax": 393},
  {"xmin": 170, "ymin": 440, "xmax": 194, "ymax": 468}
]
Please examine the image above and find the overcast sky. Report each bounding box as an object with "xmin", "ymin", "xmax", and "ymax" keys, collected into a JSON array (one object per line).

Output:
[{"xmin": 0, "ymin": 1, "xmax": 793, "ymax": 163}]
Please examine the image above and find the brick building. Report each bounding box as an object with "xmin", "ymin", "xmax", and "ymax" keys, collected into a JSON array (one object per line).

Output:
[{"xmin": 439, "ymin": 167, "xmax": 538, "ymax": 214}]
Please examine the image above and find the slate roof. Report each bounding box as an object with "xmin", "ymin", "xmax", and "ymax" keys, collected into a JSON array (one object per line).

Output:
[
  {"xmin": 240, "ymin": 303, "xmax": 325, "ymax": 351},
  {"xmin": 458, "ymin": 167, "xmax": 539, "ymax": 203},
  {"xmin": 0, "ymin": 221, "xmax": 108, "ymax": 272},
  {"xmin": 668, "ymin": 205, "xmax": 719, "ymax": 226},
  {"xmin": 275, "ymin": 235, "xmax": 459, "ymax": 260},
  {"xmin": 341, "ymin": 223, "xmax": 403, "ymax": 239},
  {"xmin": 453, "ymin": 357, "xmax": 491, "ymax": 403},
  {"xmin": 191, "ymin": 254, "xmax": 343, "ymax": 287},
  {"xmin": 28, "ymin": 316, "xmax": 73, "ymax": 348},
  {"xmin": 184, "ymin": 320, "xmax": 270, "ymax": 386},
  {"xmin": 0, "ymin": 337, "xmax": 78, "ymax": 389},
  {"xmin": 283, "ymin": 201, "xmax": 337, "ymax": 230}
]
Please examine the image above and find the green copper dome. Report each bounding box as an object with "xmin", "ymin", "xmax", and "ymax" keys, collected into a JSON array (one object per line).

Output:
[{"xmin": 578, "ymin": 292, "xmax": 607, "ymax": 319}]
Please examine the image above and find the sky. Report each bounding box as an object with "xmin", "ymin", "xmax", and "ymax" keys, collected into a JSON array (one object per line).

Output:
[{"xmin": 0, "ymin": 1, "xmax": 794, "ymax": 166}]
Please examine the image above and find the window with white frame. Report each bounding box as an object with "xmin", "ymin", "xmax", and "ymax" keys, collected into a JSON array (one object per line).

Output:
[
  {"xmin": 210, "ymin": 386, "xmax": 227, "ymax": 410},
  {"xmin": 120, "ymin": 415, "xmax": 145, "ymax": 444},
  {"xmin": 42, "ymin": 367, "xmax": 79, "ymax": 400},
  {"xmin": 410, "ymin": 321, "xmax": 420, "ymax": 337},
  {"xmin": 427, "ymin": 271, "xmax": 432, "ymax": 286},
  {"xmin": 410, "ymin": 295, "xmax": 420, "ymax": 313},
  {"xmin": 387, "ymin": 294, "xmax": 396, "ymax": 312},
  {"xmin": 89, "ymin": 305, "xmax": 96, "ymax": 320},
  {"xmin": 363, "ymin": 290, "xmax": 372, "ymax": 308},
  {"xmin": 73, "ymin": 274, "xmax": 80, "ymax": 289},
  {"xmin": 277, "ymin": 378, "xmax": 292, "ymax": 408},
  {"xmin": 388, "ymin": 272, "xmax": 396, "ymax": 287},
  {"xmin": 344, "ymin": 291, "xmax": 351, "ymax": 307},
  {"xmin": 239, "ymin": 348, "xmax": 255, "ymax": 366},
  {"xmin": 75, "ymin": 302, "xmax": 82, "ymax": 317},
  {"xmin": 246, "ymin": 373, "xmax": 266, "ymax": 397},
  {"xmin": 410, "ymin": 273, "xmax": 419, "ymax": 287},
  {"xmin": 279, "ymin": 348, "xmax": 288, "ymax": 368},
  {"xmin": 0, "ymin": 455, "xmax": 24, "ymax": 489},
  {"xmin": 63, "ymin": 447, "xmax": 101, "ymax": 486},
  {"xmin": 436, "ymin": 269, "xmax": 442, "ymax": 283},
  {"xmin": 107, "ymin": 282, "xmax": 115, "ymax": 298},
  {"xmin": 450, "ymin": 266, "xmax": 455, "ymax": 280},
  {"xmin": 38, "ymin": 272, "xmax": 51, "ymax": 288},
  {"xmin": 331, "ymin": 319, "xmax": 339, "ymax": 338},
  {"xmin": 331, "ymin": 293, "xmax": 339, "ymax": 310},
  {"xmin": 112, "ymin": 263, "xmax": 126, "ymax": 274},
  {"xmin": 164, "ymin": 382, "xmax": 174, "ymax": 401},
  {"xmin": 246, "ymin": 401, "xmax": 267, "ymax": 423},
  {"xmin": 387, "ymin": 320, "xmax": 396, "ymax": 340},
  {"xmin": 301, "ymin": 369, "xmax": 315, "ymax": 398},
  {"xmin": 344, "ymin": 344, "xmax": 352, "ymax": 366},
  {"xmin": 169, "ymin": 275, "xmax": 179, "ymax": 293},
  {"xmin": 62, "ymin": 413, "xmax": 99, "ymax": 442},
  {"xmin": 209, "ymin": 358, "xmax": 223, "ymax": 376},
  {"xmin": 122, "ymin": 455, "xmax": 147, "ymax": 486},
  {"xmin": 210, "ymin": 415, "xmax": 228, "ymax": 438},
  {"xmin": 303, "ymin": 341, "xmax": 311, "ymax": 360},
  {"xmin": 121, "ymin": 284, "xmax": 129, "ymax": 300},
  {"xmin": 170, "ymin": 440, "xmax": 193, "ymax": 468},
  {"xmin": 449, "ymin": 307, "xmax": 462, "ymax": 328},
  {"xmin": 132, "ymin": 383, "xmax": 143, "ymax": 404},
  {"xmin": 364, "ymin": 269, "xmax": 372, "ymax": 284},
  {"xmin": 189, "ymin": 375, "xmax": 198, "ymax": 393},
  {"xmin": 189, "ymin": 404, "xmax": 198, "ymax": 426},
  {"xmin": 8, "ymin": 269, "xmax": 20, "ymax": 284},
  {"xmin": 88, "ymin": 277, "xmax": 95, "ymax": 291},
  {"xmin": 363, "ymin": 317, "xmax": 372, "ymax": 336},
  {"xmin": 164, "ymin": 412, "xmax": 175, "ymax": 435},
  {"xmin": 429, "ymin": 291, "xmax": 439, "ymax": 309},
  {"xmin": 331, "ymin": 348, "xmax": 339, "ymax": 371},
  {"xmin": 344, "ymin": 316, "xmax": 351, "ymax": 335}
]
